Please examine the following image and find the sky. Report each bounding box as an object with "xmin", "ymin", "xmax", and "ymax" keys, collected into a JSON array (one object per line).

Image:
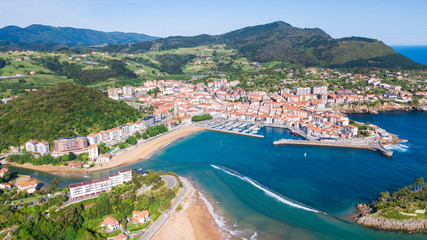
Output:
[{"xmin": 1, "ymin": 0, "xmax": 426, "ymax": 45}]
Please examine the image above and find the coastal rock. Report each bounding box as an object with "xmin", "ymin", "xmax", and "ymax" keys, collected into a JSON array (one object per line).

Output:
[
  {"xmin": 334, "ymin": 97, "xmax": 427, "ymax": 114},
  {"xmin": 356, "ymin": 216, "xmax": 427, "ymax": 232}
]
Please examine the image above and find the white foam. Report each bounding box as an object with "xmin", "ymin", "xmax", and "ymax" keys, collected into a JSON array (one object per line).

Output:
[
  {"xmin": 210, "ymin": 165, "xmax": 319, "ymax": 213},
  {"xmin": 199, "ymin": 192, "xmax": 257, "ymax": 240},
  {"xmin": 385, "ymin": 143, "xmax": 410, "ymax": 153}
]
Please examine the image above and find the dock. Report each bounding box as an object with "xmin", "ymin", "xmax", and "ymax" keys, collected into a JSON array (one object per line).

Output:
[
  {"xmin": 204, "ymin": 128, "xmax": 264, "ymax": 138},
  {"xmin": 273, "ymin": 139, "xmax": 393, "ymax": 156}
]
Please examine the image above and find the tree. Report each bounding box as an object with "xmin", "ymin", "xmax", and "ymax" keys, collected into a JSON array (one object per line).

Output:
[
  {"xmin": 125, "ymin": 136, "xmax": 137, "ymax": 145},
  {"xmin": 48, "ymin": 178, "xmax": 60, "ymax": 193},
  {"xmin": 414, "ymin": 177, "xmax": 424, "ymax": 192},
  {"xmin": 68, "ymin": 152, "xmax": 76, "ymax": 161}
]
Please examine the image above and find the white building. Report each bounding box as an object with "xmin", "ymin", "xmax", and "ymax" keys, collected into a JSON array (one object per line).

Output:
[
  {"xmin": 88, "ymin": 145, "xmax": 99, "ymax": 160},
  {"xmin": 122, "ymin": 85, "xmax": 134, "ymax": 98},
  {"xmin": 312, "ymin": 85, "xmax": 328, "ymax": 95},
  {"xmin": 25, "ymin": 140, "xmax": 50, "ymax": 155},
  {"xmin": 296, "ymin": 87, "xmax": 311, "ymax": 96},
  {"xmin": 68, "ymin": 168, "xmax": 132, "ymax": 200}
]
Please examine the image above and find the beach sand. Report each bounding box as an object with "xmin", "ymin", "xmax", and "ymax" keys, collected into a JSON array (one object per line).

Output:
[
  {"xmin": 152, "ymin": 195, "xmax": 222, "ymax": 240},
  {"xmin": 4, "ymin": 126, "xmax": 203, "ymax": 175}
]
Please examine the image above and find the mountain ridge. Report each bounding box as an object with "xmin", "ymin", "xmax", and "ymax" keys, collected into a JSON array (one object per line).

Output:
[
  {"xmin": 103, "ymin": 21, "xmax": 425, "ymax": 69},
  {"xmin": 0, "ymin": 24, "xmax": 159, "ymax": 46}
]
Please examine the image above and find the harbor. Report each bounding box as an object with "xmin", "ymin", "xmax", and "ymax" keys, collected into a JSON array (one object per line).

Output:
[
  {"xmin": 195, "ymin": 119, "xmax": 264, "ymax": 138},
  {"xmin": 273, "ymin": 139, "xmax": 393, "ymax": 156}
]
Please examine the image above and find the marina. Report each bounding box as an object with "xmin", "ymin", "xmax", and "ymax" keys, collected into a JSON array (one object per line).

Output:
[{"xmin": 195, "ymin": 119, "xmax": 264, "ymax": 138}]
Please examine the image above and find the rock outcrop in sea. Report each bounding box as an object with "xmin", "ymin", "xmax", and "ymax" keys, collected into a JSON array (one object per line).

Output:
[{"xmin": 353, "ymin": 204, "xmax": 427, "ymax": 232}]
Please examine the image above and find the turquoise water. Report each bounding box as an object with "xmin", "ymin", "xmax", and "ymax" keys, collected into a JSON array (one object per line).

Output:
[
  {"xmin": 6, "ymin": 111, "xmax": 427, "ymax": 239},
  {"xmin": 392, "ymin": 45, "xmax": 427, "ymax": 65}
]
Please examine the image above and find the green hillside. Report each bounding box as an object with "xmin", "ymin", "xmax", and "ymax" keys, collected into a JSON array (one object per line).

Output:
[
  {"xmin": 0, "ymin": 83, "xmax": 143, "ymax": 151},
  {"xmin": 103, "ymin": 21, "xmax": 425, "ymax": 70},
  {"xmin": 0, "ymin": 24, "xmax": 159, "ymax": 46}
]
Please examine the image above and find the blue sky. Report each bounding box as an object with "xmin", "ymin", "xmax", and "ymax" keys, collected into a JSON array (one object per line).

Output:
[{"xmin": 1, "ymin": 0, "xmax": 426, "ymax": 45}]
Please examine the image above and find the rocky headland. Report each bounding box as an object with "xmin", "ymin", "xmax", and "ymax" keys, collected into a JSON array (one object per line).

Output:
[
  {"xmin": 354, "ymin": 203, "xmax": 427, "ymax": 232},
  {"xmin": 335, "ymin": 97, "xmax": 427, "ymax": 114}
]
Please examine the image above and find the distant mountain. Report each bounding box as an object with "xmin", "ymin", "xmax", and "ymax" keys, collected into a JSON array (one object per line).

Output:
[
  {"xmin": 103, "ymin": 21, "xmax": 425, "ymax": 69},
  {"xmin": 0, "ymin": 24, "xmax": 159, "ymax": 46}
]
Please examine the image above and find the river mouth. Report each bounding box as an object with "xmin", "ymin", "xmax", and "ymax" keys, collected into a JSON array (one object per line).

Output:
[{"xmin": 7, "ymin": 112, "xmax": 427, "ymax": 239}]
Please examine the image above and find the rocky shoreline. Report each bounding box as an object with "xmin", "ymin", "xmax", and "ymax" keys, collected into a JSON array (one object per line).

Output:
[
  {"xmin": 334, "ymin": 97, "xmax": 427, "ymax": 114},
  {"xmin": 353, "ymin": 204, "xmax": 427, "ymax": 232}
]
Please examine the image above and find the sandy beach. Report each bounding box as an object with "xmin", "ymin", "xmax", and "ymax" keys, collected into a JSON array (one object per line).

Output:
[
  {"xmin": 3, "ymin": 126, "xmax": 203, "ymax": 175},
  {"xmin": 90, "ymin": 126, "xmax": 203, "ymax": 171},
  {"xmin": 152, "ymin": 192, "xmax": 222, "ymax": 240}
]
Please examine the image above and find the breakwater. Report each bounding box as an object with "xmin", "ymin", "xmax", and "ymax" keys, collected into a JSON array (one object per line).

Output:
[{"xmin": 273, "ymin": 139, "xmax": 393, "ymax": 156}]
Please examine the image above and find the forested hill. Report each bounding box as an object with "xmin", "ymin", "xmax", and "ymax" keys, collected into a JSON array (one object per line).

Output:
[
  {"xmin": 0, "ymin": 83, "xmax": 143, "ymax": 151},
  {"xmin": 0, "ymin": 24, "xmax": 159, "ymax": 46},
  {"xmin": 103, "ymin": 21, "xmax": 426, "ymax": 70}
]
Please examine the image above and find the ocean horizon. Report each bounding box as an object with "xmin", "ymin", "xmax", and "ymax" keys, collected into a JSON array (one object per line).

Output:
[{"xmin": 392, "ymin": 45, "xmax": 427, "ymax": 66}]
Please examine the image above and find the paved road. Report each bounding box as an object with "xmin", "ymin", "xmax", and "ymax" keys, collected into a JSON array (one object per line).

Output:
[
  {"xmin": 137, "ymin": 177, "xmax": 191, "ymax": 240},
  {"xmin": 160, "ymin": 175, "xmax": 177, "ymax": 189}
]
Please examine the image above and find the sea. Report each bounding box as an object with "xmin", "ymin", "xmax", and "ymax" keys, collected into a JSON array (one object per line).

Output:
[
  {"xmin": 6, "ymin": 46, "xmax": 427, "ymax": 239},
  {"xmin": 6, "ymin": 111, "xmax": 427, "ymax": 240},
  {"xmin": 392, "ymin": 45, "xmax": 427, "ymax": 66}
]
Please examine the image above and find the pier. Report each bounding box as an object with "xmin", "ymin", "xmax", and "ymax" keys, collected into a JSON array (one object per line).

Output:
[
  {"xmin": 273, "ymin": 139, "xmax": 393, "ymax": 156},
  {"xmin": 204, "ymin": 127, "xmax": 264, "ymax": 138}
]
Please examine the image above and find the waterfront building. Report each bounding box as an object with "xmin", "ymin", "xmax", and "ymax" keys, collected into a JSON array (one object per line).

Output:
[
  {"xmin": 25, "ymin": 140, "xmax": 50, "ymax": 155},
  {"xmin": 88, "ymin": 145, "xmax": 99, "ymax": 159},
  {"xmin": 53, "ymin": 136, "xmax": 88, "ymax": 154},
  {"xmin": 0, "ymin": 168, "xmax": 9, "ymax": 178},
  {"xmin": 68, "ymin": 168, "xmax": 132, "ymax": 200},
  {"xmin": 100, "ymin": 153, "xmax": 112, "ymax": 163},
  {"xmin": 17, "ymin": 179, "xmax": 38, "ymax": 193}
]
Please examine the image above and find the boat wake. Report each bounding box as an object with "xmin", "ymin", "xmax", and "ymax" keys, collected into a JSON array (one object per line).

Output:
[{"xmin": 210, "ymin": 165, "xmax": 320, "ymax": 213}]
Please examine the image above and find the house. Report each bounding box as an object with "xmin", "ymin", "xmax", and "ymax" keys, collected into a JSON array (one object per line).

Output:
[
  {"xmin": 0, "ymin": 183, "xmax": 12, "ymax": 190},
  {"xmin": 17, "ymin": 180, "xmax": 38, "ymax": 193},
  {"xmin": 132, "ymin": 210, "xmax": 149, "ymax": 223},
  {"xmin": 100, "ymin": 153, "xmax": 112, "ymax": 163},
  {"xmin": 113, "ymin": 233, "xmax": 128, "ymax": 240},
  {"xmin": 100, "ymin": 216, "xmax": 120, "ymax": 232},
  {"xmin": 88, "ymin": 145, "xmax": 99, "ymax": 160},
  {"xmin": 0, "ymin": 168, "xmax": 8, "ymax": 178},
  {"xmin": 25, "ymin": 140, "xmax": 38, "ymax": 152},
  {"xmin": 67, "ymin": 161, "xmax": 83, "ymax": 168}
]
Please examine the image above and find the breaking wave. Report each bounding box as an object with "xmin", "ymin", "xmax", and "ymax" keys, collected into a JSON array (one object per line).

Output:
[{"xmin": 210, "ymin": 165, "xmax": 320, "ymax": 213}]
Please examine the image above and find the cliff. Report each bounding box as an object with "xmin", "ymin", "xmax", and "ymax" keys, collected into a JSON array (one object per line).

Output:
[{"xmin": 334, "ymin": 97, "xmax": 427, "ymax": 114}]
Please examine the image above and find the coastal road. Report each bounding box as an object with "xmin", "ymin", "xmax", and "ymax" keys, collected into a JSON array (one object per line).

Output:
[
  {"xmin": 161, "ymin": 175, "xmax": 178, "ymax": 189},
  {"xmin": 137, "ymin": 177, "xmax": 191, "ymax": 240}
]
